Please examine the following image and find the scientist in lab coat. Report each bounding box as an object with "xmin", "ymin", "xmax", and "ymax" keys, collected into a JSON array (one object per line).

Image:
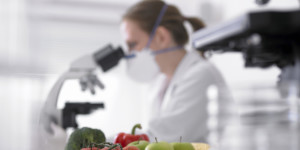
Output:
[{"xmin": 121, "ymin": 0, "xmax": 231, "ymax": 143}]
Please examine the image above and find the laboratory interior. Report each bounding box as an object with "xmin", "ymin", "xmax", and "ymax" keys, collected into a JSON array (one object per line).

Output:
[{"xmin": 1, "ymin": 0, "xmax": 300, "ymax": 149}]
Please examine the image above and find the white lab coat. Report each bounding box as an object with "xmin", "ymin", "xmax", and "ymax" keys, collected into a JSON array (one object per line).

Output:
[{"xmin": 142, "ymin": 50, "xmax": 232, "ymax": 143}]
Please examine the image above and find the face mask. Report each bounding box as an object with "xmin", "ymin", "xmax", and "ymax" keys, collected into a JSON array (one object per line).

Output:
[
  {"xmin": 126, "ymin": 48, "xmax": 159, "ymax": 82},
  {"xmin": 126, "ymin": 46, "xmax": 183, "ymax": 82}
]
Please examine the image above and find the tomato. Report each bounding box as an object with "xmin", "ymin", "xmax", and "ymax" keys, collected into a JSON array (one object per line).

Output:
[
  {"xmin": 123, "ymin": 146, "xmax": 140, "ymax": 150},
  {"xmin": 81, "ymin": 147, "xmax": 120, "ymax": 150},
  {"xmin": 100, "ymin": 146, "xmax": 121, "ymax": 150},
  {"xmin": 81, "ymin": 148, "xmax": 101, "ymax": 150}
]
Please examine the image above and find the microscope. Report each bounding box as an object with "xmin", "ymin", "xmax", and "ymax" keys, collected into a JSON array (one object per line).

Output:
[
  {"xmin": 192, "ymin": 9, "xmax": 300, "ymax": 97},
  {"xmin": 192, "ymin": 1, "xmax": 300, "ymax": 149},
  {"xmin": 40, "ymin": 44, "xmax": 125, "ymax": 134}
]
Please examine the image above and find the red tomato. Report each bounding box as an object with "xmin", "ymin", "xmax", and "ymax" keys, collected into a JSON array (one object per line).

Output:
[
  {"xmin": 100, "ymin": 146, "xmax": 121, "ymax": 150},
  {"xmin": 81, "ymin": 148, "xmax": 101, "ymax": 150},
  {"xmin": 123, "ymin": 146, "xmax": 140, "ymax": 150},
  {"xmin": 81, "ymin": 147, "xmax": 120, "ymax": 150}
]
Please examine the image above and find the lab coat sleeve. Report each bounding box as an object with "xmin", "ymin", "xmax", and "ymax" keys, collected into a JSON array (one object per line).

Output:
[{"xmin": 144, "ymin": 64, "xmax": 215, "ymax": 143}]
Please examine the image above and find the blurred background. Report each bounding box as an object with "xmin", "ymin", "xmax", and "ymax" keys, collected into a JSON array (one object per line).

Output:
[{"xmin": 0, "ymin": 0, "xmax": 299, "ymax": 149}]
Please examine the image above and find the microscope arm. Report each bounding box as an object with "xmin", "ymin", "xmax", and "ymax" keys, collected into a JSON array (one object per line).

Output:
[
  {"xmin": 41, "ymin": 70, "xmax": 100, "ymax": 133},
  {"xmin": 40, "ymin": 44, "xmax": 124, "ymax": 134},
  {"xmin": 41, "ymin": 53, "xmax": 102, "ymax": 132}
]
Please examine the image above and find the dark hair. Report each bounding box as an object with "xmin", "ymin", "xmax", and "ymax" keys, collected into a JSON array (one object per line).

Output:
[{"xmin": 123, "ymin": 0, "xmax": 205, "ymax": 46}]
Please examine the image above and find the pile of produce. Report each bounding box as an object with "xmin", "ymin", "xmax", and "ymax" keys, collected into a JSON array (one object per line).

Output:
[{"xmin": 65, "ymin": 124, "xmax": 209, "ymax": 150}]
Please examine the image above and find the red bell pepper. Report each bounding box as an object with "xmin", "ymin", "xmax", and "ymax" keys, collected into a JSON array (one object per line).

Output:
[{"xmin": 114, "ymin": 124, "xmax": 149, "ymax": 147}]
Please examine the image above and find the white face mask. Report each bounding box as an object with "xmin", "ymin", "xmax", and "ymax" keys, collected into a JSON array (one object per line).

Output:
[
  {"xmin": 125, "ymin": 46, "xmax": 183, "ymax": 83},
  {"xmin": 126, "ymin": 48, "xmax": 160, "ymax": 82}
]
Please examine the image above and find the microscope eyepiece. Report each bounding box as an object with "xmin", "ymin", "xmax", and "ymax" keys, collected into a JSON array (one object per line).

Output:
[
  {"xmin": 93, "ymin": 44, "xmax": 125, "ymax": 72},
  {"xmin": 255, "ymin": 0, "xmax": 270, "ymax": 5}
]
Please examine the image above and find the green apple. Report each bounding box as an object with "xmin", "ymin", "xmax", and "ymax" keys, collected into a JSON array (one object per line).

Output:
[
  {"xmin": 145, "ymin": 138, "xmax": 173, "ymax": 150},
  {"xmin": 171, "ymin": 142, "xmax": 194, "ymax": 150},
  {"xmin": 128, "ymin": 140, "xmax": 149, "ymax": 150},
  {"xmin": 170, "ymin": 137, "xmax": 194, "ymax": 150}
]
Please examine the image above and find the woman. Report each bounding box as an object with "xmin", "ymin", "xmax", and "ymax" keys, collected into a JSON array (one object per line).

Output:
[{"xmin": 121, "ymin": 0, "xmax": 231, "ymax": 143}]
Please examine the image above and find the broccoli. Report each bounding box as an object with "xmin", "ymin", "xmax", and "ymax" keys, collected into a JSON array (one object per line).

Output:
[{"xmin": 65, "ymin": 127, "xmax": 106, "ymax": 150}]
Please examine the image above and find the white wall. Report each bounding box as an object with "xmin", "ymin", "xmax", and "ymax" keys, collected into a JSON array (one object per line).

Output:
[{"xmin": 0, "ymin": 0, "xmax": 299, "ymax": 149}]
